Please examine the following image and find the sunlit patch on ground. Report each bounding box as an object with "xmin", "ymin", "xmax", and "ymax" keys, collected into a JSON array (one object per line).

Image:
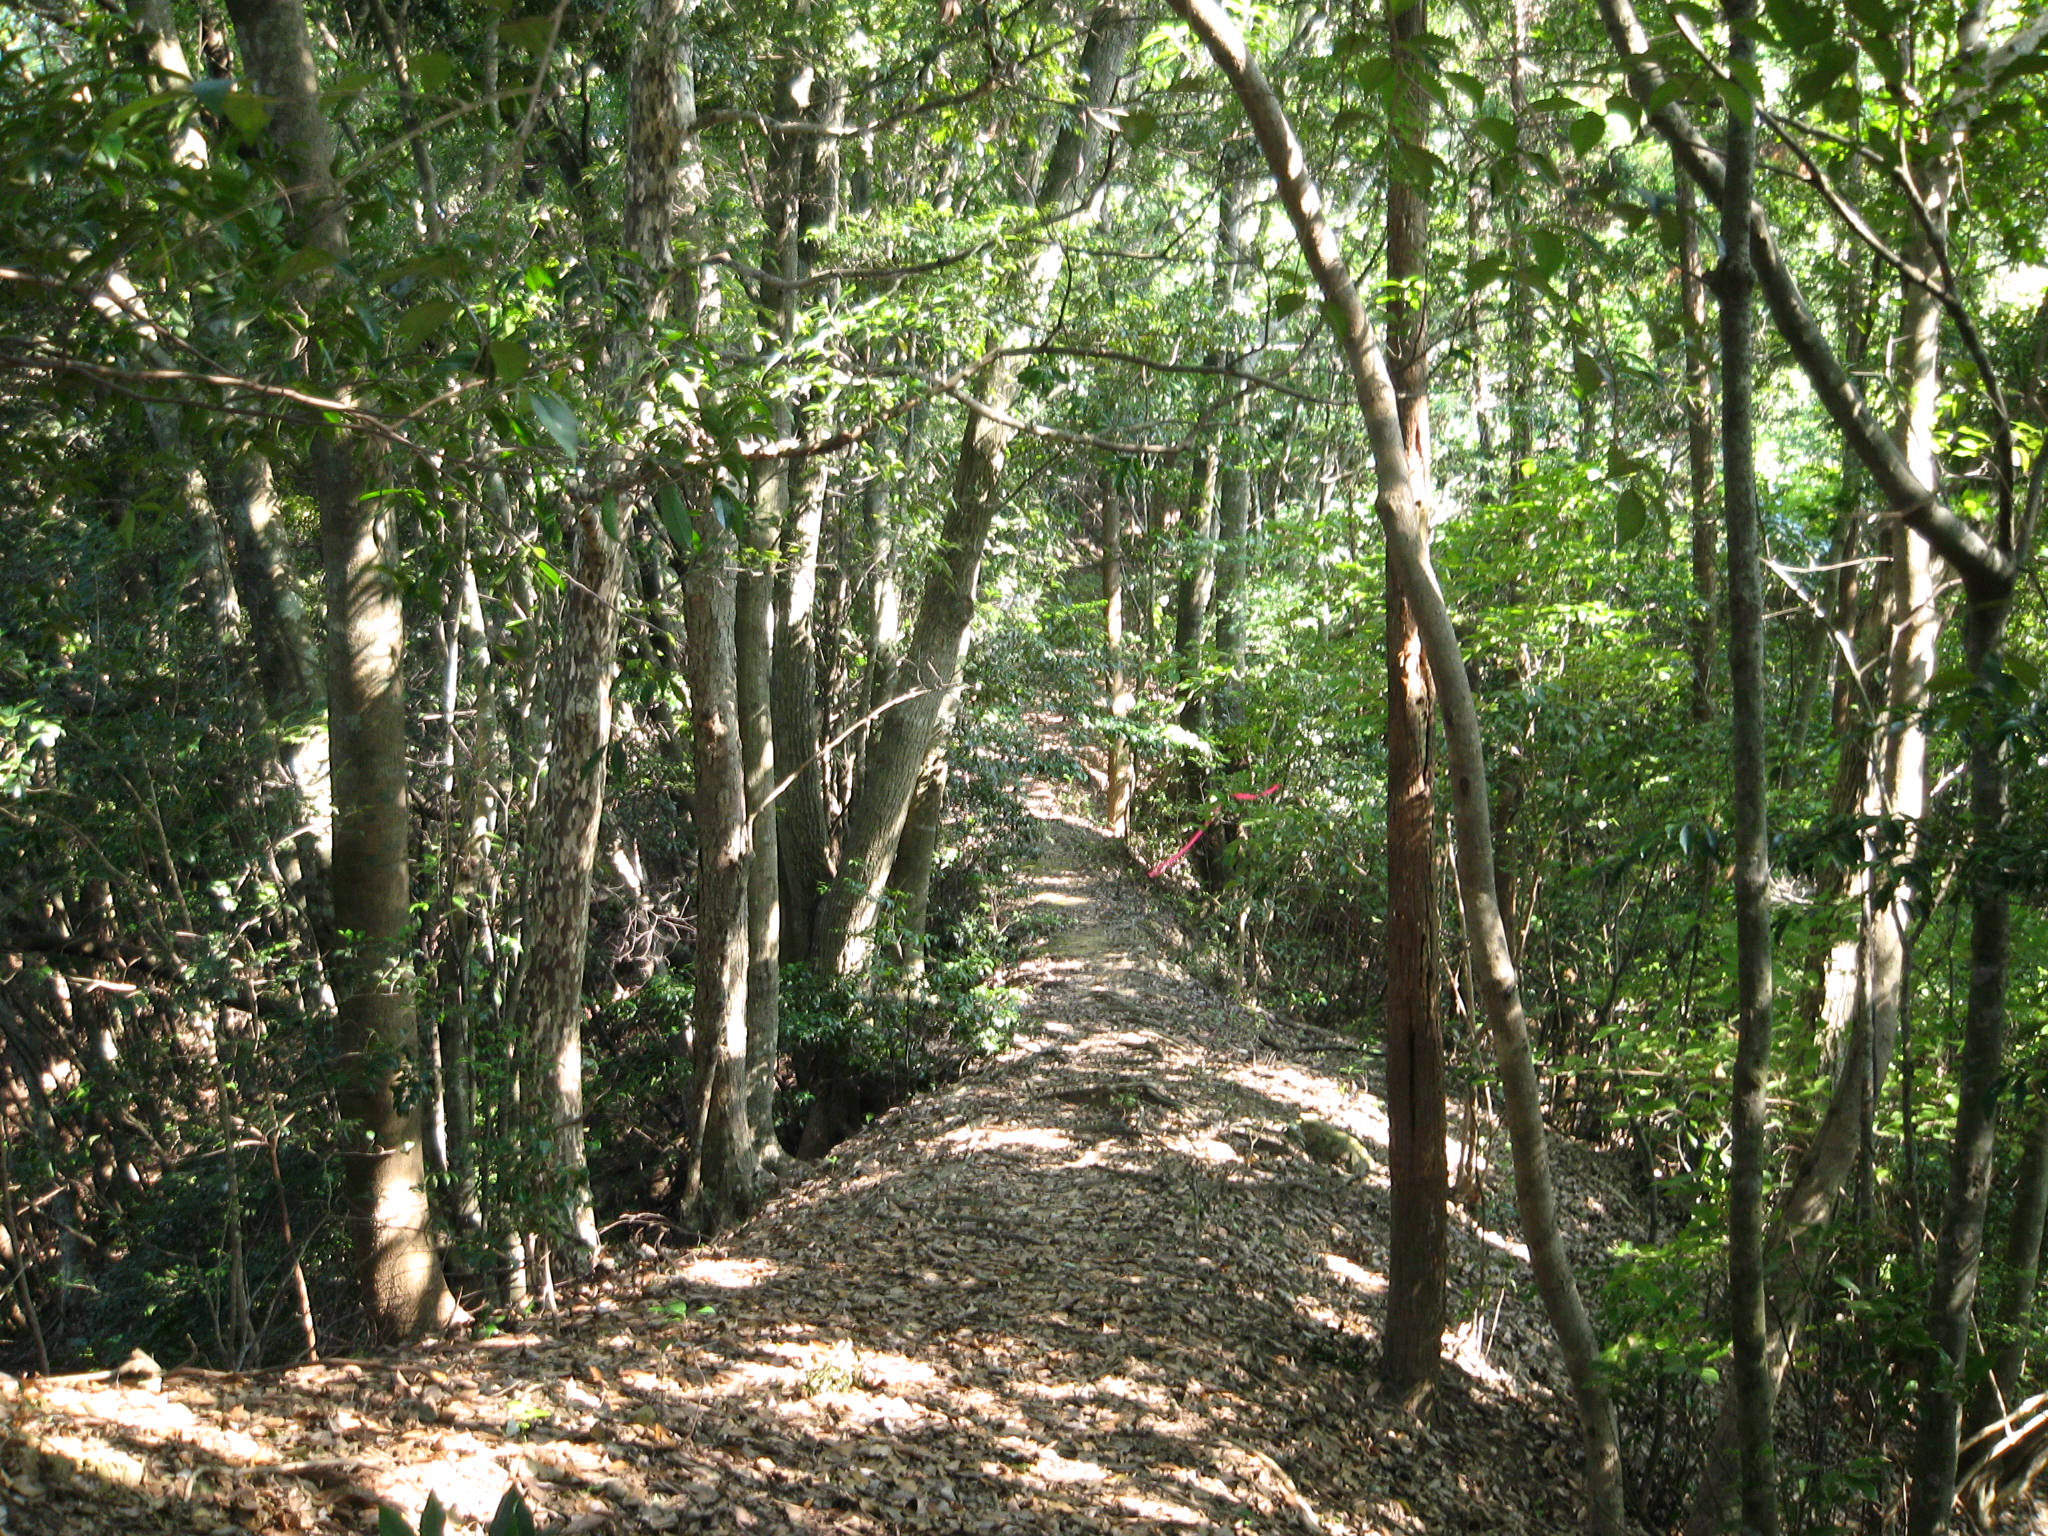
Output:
[
  {"xmin": 940, "ymin": 1123, "xmax": 1074, "ymax": 1153},
  {"xmin": 672, "ymin": 1255, "xmax": 779, "ymax": 1289}
]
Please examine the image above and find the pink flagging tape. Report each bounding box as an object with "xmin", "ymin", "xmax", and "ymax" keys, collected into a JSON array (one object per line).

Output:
[{"xmin": 1146, "ymin": 784, "xmax": 1282, "ymax": 878}]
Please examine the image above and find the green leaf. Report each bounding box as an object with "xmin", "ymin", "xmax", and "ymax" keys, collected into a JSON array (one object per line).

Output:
[
  {"xmin": 1332, "ymin": 107, "xmax": 1372, "ymax": 138},
  {"xmin": 1120, "ymin": 107, "xmax": 1157, "ymax": 148},
  {"xmin": 1528, "ymin": 227, "xmax": 1569, "ymax": 280},
  {"xmin": 394, "ymin": 298, "xmax": 459, "ymax": 347},
  {"xmin": 499, "ymin": 16, "xmax": 556, "ymax": 53},
  {"xmin": 657, "ymin": 482, "xmax": 691, "ymax": 548},
  {"xmin": 1473, "ymin": 115, "xmax": 1518, "ymax": 155},
  {"xmin": 419, "ymin": 1494, "xmax": 447, "ymax": 1536},
  {"xmin": 412, "ymin": 51, "xmax": 456, "ymax": 95},
  {"xmin": 488, "ymin": 1486, "xmax": 536, "ymax": 1536},
  {"xmin": 1272, "ymin": 290, "xmax": 1308, "ymax": 319},
  {"xmin": 1615, "ymin": 486, "xmax": 1647, "ymax": 544},
  {"xmin": 1442, "ymin": 71, "xmax": 1487, "ymax": 109},
  {"xmin": 527, "ymin": 389, "xmax": 581, "ymax": 461},
  {"xmin": 601, "ymin": 494, "xmax": 621, "ymax": 542},
  {"xmin": 1569, "ymin": 111, "xmax": 1606, "ymax": 155},
  {"xmin": 378, "ymin": 1508, "xmax": 413, "ymax": 1536},
  {"xmin": 1574, "ymin": 348, "xmax": 1608, "ymax": 396},
  {"xmin": 487, "ymin": 337, "xmax": 531, "ymax": 384},
  {"xmin": 323, "ymin": 69, "xmax": 381, "ymax": 101},
  {"xmin": 271, "ymin": 247, "xmax": 336, "ymax": 289},
  {"xmin": 217, "ymin": 90, "xmax": 271, "ymax": 137}
]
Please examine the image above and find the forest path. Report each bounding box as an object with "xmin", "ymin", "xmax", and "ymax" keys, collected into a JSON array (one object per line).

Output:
[{"xmin": 1, "ymin": 774, "xmax": 1601, "ymax": 1536}]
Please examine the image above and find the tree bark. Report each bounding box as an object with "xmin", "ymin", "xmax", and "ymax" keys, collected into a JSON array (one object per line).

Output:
[
  {"xmin": 1166, "ymin": 4, "xmax": 1626, "ymax": 1528},
  {"xmin": 1380, "ymin": 0, "xmax": 1446, "ymax": 1413},
  {"xmin": 742, "ymin": 460, "xmax": 787, "ymax": 1165},
  {"xmin": 814, "ymin": 6, "xmax": 1142, "ymax": 975},
  {"xmin": 508, "ymin": 497, "xmax": 621, "ymax": 1272},
  {"xmin": 684, "ymin": 487, "xmax": 760, "ymax": 1232},
  {"xmin": 1971, "ymin": 1096, "xmax": 2048, "ymax": 1436},
  {"xmin": 224, "ymin": 0, "xmax": 454, "ymax": 1342},
  {"xmin": 1676, "ymin": 166, "xmax": 1717, "ymax": 723},
  {"xmin": 1714, "ymin": 8, "xmax": 1781, "ymax": 1526},
  {"xmin": 1103, "ymin": 493, "xmax": 1132, "ymax": 839}
]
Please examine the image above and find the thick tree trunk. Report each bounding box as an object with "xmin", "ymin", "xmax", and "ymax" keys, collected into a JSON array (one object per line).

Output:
[
  {"xmin": 1715, "ymin": 12, "xmax": 1781, "ymax": 1527},
  {"xmin": 1380, "ymin": 0, "xmax": 1446, "ymax": 1413},
  {"xmin": 1167, "ymin": 5, "xmax": 1627, "ymax": 1528},
  {"xmin": 507, "ymin": 0, "xmax": 691, "ymax": 1275},
  {"xmin": 224, "ymin": 0, "xmax": 453, "ymax": 1342}
]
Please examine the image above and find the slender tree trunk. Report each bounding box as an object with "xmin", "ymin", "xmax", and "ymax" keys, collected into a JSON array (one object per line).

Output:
[
  {"xmin": 1971, "ymin": 1096, "xmax": 2048, "ymax": 1435},
  {"xmin": 768, "ymin": 66, "xmax": 839, "ymax": 968},
  {"xmin": 1599, "ymin": 7, "xmax": 2034, "ymax": 1529},
  {"xmin": 1677, "ymin": 167, "xmax": 1717, "ymax": 722},
  {"xmin": 683, "ymin": 488, "xmax": 760, "ymax": 1231},
  {"xmin": 1380, "ymin": 0, "xmax": 1446, "ymax": 1412},
  {"xmin": 1908, "ymin": 608, "xmax": 2015, "ymax": 1535},
  {"xmin": 815, "ymin": 7, "xmax": 1142, "ymax": 975},
  {"xmin": 1167, "ymin": 5, "xmax": 1627, "ymax": 1527},
  {"xmin": 1715, "ymin": 8, "xmax": 1781, "ymax": 1526},
  {"xmin": 1103, "ymin": 494, "xmax": 1133, "ymax": 838},
  {"xmin": 742, "ymin": 460, "xmax": 787, "ymax": 1166},
  {"xmin": 224, "ymin": 0, "xmax": 454, "ymax": 1341}
]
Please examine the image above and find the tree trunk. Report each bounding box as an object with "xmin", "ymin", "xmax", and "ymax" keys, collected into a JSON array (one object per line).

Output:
[
  {"xmin": 1971, "ymin": 1096, "xmax": 2048, "ymax": 1436},
  {"xmin": 1167, "ymin": 5, "xmax": 1627, "ymax": 1527},
  {"xmin": 224, "ymin": 0, "xmax": 454, "ymax": 1342},
  {"xmin": 1676, "ymin": 166, "xmax": 1717, "ymax": 723},
  {"xmin": 1103, "ymin": 494, "xmax": 1132, "ymax": 838},
  {"xmin": 1714, "ymin": 9, "xmax": 1781, "ymax": 1525},
  {"xmin": 683, "ymin": 487, "xmax": 760, "ymax": 1232},
  {"xmin": 1380, "ymin": 0, "xmax": 1446, "ymax": 1413},
  {"xmin": 508, "ymin": 498, "xmax": 622, "ymax": 1272},
  {"xmin": 1907, "ymin": 607, "xmax": 2014, "ymax": 1536},
  {"xmin": 742, "ymin": 460, "xmax": 787, "ymax": 1166},
  {"xmin": 814, "ymin": 6, "xmax": 1142, "ymax": 975},
  {"xmin": 1598, "ymin": 8, "xmax": 2034, "ymax": 1529}
]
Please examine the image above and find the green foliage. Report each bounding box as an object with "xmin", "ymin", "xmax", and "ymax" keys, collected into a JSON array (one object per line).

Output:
[{"xmin": 378, "ymin": 1488, "xmax": 533, "ymax": 1536}]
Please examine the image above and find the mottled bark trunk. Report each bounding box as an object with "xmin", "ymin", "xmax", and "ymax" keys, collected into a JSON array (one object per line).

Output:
[
  {"xmin": 509, "ymin": 500, "xmax": 623, "ymax": 1271},
  {"xmin": 887, "ymin": 749, "xmax": 949, "ymax": 981},
  {"xmin": 225, "ymin": 0, "xmax": 453, "ymax": 1341},
  {"xmin": 1167, "ymin": 5, "xmax": 1626, "ymax": 1526},
  {"xmin": 1380, "ymin": 0, "xmax": 1445, "ymax": 1413}
]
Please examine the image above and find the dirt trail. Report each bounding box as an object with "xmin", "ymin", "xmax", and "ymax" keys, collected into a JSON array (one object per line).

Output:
[{"xmin": 0, "ymin": 779, "xmax": 1604, "ymax": 1535}]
